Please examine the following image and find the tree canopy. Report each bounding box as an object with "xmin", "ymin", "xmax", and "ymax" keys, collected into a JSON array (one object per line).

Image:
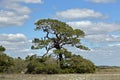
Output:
[
  {"xmin": 32, "ymin": 19, "xmax": 89, "ymax": 68},
  {"xmin": 0, "ymin": 45, "xmax": 6, "ymax": 52}
]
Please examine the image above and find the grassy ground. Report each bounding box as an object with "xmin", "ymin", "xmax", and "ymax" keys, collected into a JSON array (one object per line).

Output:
[
  {"xmin": 1, "ymin": 67, "xmax": 120, "ymax": 80},
  {"xmin": 0, "ymin": 74, "xmax": 120, "ymax": 80},
  {"xmin": 96, "ymin": 67, "xmax": 120, "ymax": 74}
]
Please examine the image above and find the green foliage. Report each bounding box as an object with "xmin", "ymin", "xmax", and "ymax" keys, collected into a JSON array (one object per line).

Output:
[
  {"xmin": 0, "ymin": 53, "xmax": 14, "ymax": 73},
  {"xmin": 68, "ymin": 55, "xmax": 96, "ymax": 73},
  {"xmin": 26, "ymin": 59, "xmax": 43, "ymax": 74},
  {"xmin": 76, "ymin": 45, "xmax": 90, "ymax": 50},
  {"xmin": 0, "ymin": 53, "xmax": 28, "ymax": 73},
  {"xmin": 32, "ymin": 19, "xmax": 89, "ymax": 68},
  {"xmin": 0, "ymin": 19, "xmax": 95, "ymax": 74},
  {"xmin": 8, "ymin": 58, "xmax": 28, "ymax": 73},
  {"xmin": 53, "ymin": 48, "xmax": 72, "ymax": 58},
  {"xmin": 44, "ymin": 58, "xmax": 60, "ymax": 74},
  {"xmin": 60, "ymin": 68, "xmax": 75, "ymax": 74},
  {"xmin": 26, "ymin": 56, "xmax": 60, "ymax": 74},
  {"xmin": 30, "ymin": 19, "xmax": 95, "ymax": 73},
  {"xmin": 25, "ymin": 54, "xmax": 95, "ymax": 74},
  {"xmin": 0, "ymin": 45, "xmax": 6, "ymax": 52},
  {"xmin": 33, "ymin": 19, "xmax": 87, "ymax": 51},
  {"xmin": 0, "ymin": 53, "xmax": 95, "ymax": 74}
]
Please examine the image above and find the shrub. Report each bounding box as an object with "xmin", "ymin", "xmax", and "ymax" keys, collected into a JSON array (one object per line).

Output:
[
  {"xmin": 26, "ymin": 54, "xmax": 96, "ymax": 74},
  {"xmin": 0, "ymin": 53, "xmax": 14, "ymax": 73},
  {"xmin": 68, "ymin": 55, "xmax": 96, "ymax": 73},
  {"xmin": 7, "ymin": 58, "xmax": 28, "ymax": 73},
  {"xmin": 44, "ymin": 58, "xmax": 60, "ymax": 74},
  {"xmin": 26, "ymin": 57, "xmax": 60, "ymax": 74}
]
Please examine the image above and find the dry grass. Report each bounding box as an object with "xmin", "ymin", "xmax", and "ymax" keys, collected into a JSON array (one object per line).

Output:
[
  {"xmin": 0, "ymin": 74, "xmax": 120, "ymax": 80},
  {"xmin": 96, "ymin": 67, "xmax": 120, "ymax": 74},
  {"xmin": 1, "ymin": 68, "xmax": 120, "ymax": 80}
]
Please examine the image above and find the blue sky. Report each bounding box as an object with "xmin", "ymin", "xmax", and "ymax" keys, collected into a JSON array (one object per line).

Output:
[{"xmin": 0, "ymin": 0, "xmax": 120, "ymax": 66}]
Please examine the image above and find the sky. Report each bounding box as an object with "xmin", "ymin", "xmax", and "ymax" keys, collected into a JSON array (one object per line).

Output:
[{"xmin": 0, "ymin": 0, "xmax": 120, "ymax": 66}]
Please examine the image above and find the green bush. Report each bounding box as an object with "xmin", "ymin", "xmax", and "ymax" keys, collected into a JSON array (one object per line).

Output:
[
  {"xmin": 26, "ymin": 54, "xmax": 95, "ymax": 74},
  {"xmin": 0, "ymin": 53, "xmax": 14, "ymax": 73},
  {"xmin": 7, "ymin": 58, "xmax": 28, "ymax": 73},
  {"xmin": 68, "ymin": 55, "xmax": 95, "ymax": 73},
  {"xmin": 26, "ymin": 59, "xmax": 40, "ymax": 74},
  {"xmin": 26, "ymin": 57, "xmax": 60, "ymax": 74},
  {"xmin": 0, "ymin": 45, "xmax": 6, "ymax": 52},
  {"xmin": 44, "ymin": 58, "xmax": 60, "ymax": 74}
]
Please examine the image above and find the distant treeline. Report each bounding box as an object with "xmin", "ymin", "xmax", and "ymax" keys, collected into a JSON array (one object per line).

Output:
[{"xmin": 96, "ymin": 66, "xmax": 120, "ymax": 69}]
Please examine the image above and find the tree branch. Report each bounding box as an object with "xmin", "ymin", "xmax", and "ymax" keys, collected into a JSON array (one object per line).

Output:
[{"xmin": 42, "ymin": 45, "xmax": 54, "ymax": 57}]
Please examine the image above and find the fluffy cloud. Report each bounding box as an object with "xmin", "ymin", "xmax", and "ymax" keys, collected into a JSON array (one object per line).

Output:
[
  {"xmin": 0, "ymin": 10, "xmax": 29, "ymax": 27},
  {"xmin": 88, "ymin": 45, "xmax": 120, "ymax": 66},
  {"xmin": 11, "ymin": 0, "xmax": 43, "ymax": 3},
  {"xmin": 67, "ymin": 20, "xmax": 120, "ymax": 47},
  {"xmin": 67, "ymin": 21, "xmax": 120, "ymax": 35},
  {"xmin": 0, "ymin": 34, "xmax": 27, "ymax": 42},
  {"xmin": 0, "ymin": 34, "xmax": 37, "ymax": 58},
  {"xmin": 85, "ymin": 34, "xmax": 120, "ymax": 43},
  {"xmin": 0, "ymin": 0, "xmax": 42, "ymax": 27},
  {"xmin": 66, "ymin": 43, "xmax": 120, "ymax": 66},
  {"xmin": 67, "ymin": 20, "xmax": 120, "ymax": 66},
  {"xmin": 87, "ymin": 44, "xmax": 120, "ymax": 66},
  {"xmin": 55, "ymin": 8, "xmax": 108, "ymax": 20},
  {"xmin": 86, "ymin": 0, "xmax": 116, "ymax": 3}
]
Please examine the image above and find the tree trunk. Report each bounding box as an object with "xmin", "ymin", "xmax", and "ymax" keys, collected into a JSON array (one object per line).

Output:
[
  {"xmin": 59, "ymin": 52, "xmax": 63, "ymax": 68},
  {"xmin": 54, "ymin": 43, "xmax": 63, "ymax": 68}
]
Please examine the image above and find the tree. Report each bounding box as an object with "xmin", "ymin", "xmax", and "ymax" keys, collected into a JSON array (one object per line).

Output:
[
  {"xmin": 32, "ymin": 19, "xmax": 89, "ymax": 68},
  {"xmin": 0, "ymin": 45, "xmax": 6, "ymax": 52}
]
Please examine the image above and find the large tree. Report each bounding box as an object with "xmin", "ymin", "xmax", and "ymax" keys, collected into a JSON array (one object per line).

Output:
[{"xmin": 32, "ymin": 19, "xmax": 89, "ymax": 68}]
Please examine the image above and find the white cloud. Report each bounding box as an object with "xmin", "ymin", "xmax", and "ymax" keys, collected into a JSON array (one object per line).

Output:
[
  {"xmin": 86, "ymin": 0, "xmax": 116, "ymax": 3},
  {"xmin": 13, "ymin": 0, "xmax": 43, "ymax": 3},
  {"xmin": 0, "ymin": 10, "xmax": 29, "ymax": 27},
  {"xmin": 0, "ymin": 33, "xmax": 37, "ymax": 58},
  {"xmin": 68, "ymin": 20, "xmax": 120, "ymax": 49},
  {"xmin": 55, "ymin": 8, "xmax": 108, "ymax": 20},
  {"xmin": 89, "ymin": 45, "xmax": 120, "ymax": 66},
  {"xmin": 0, "ymin": 0, "xmax": 42, "ymax": 27},
  {"xmin": 85, "ymin": 34, "xmax": 120, "ymax": 43},
  {"xmin": 67, "ymin": 20, "xmax": 120, "ymax": 66},
  {"xmin": 67, "ymin": 21, "xmax": 120, "ymax": 35},
  {"xmin": 0, "ymin": 34, "xmax": 27, "ymax": 42},
  {"xmin": 67, "ymin": 44, "xmax": 120, "ymax": 66}
]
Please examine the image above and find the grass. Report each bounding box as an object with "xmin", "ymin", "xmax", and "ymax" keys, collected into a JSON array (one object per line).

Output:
[
  {"xmin": 96, "ymin": 67, "xmax": 120, "ymax": 74},
  {"xmin": 1, "ymin": 67, "xmax": 120, "ymax": 80},
  {"xmin": 0, "ymin": 74, "xmax": 120, "ymax": 80}
]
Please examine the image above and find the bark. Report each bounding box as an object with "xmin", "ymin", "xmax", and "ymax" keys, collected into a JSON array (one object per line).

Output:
[{"xmin": 59, "ymin": 53, "xmax": 63, "ymax": 68}]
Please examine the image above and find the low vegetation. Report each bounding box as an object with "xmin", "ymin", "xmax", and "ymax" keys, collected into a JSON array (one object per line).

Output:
[
  {"xmin": 0, "ymin": 52, "xmax": 95, "ymax": 74},
  {"xmin": 96, "ymin": 66, "xmax": 120, "ymax": 74},
  {"xmin": 0, "ymin": 45, "xmax": 95, "ymax": 74},
  {"xmin": 25, "ymin": 54, "xmax": 95, "ymax": 74}
]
